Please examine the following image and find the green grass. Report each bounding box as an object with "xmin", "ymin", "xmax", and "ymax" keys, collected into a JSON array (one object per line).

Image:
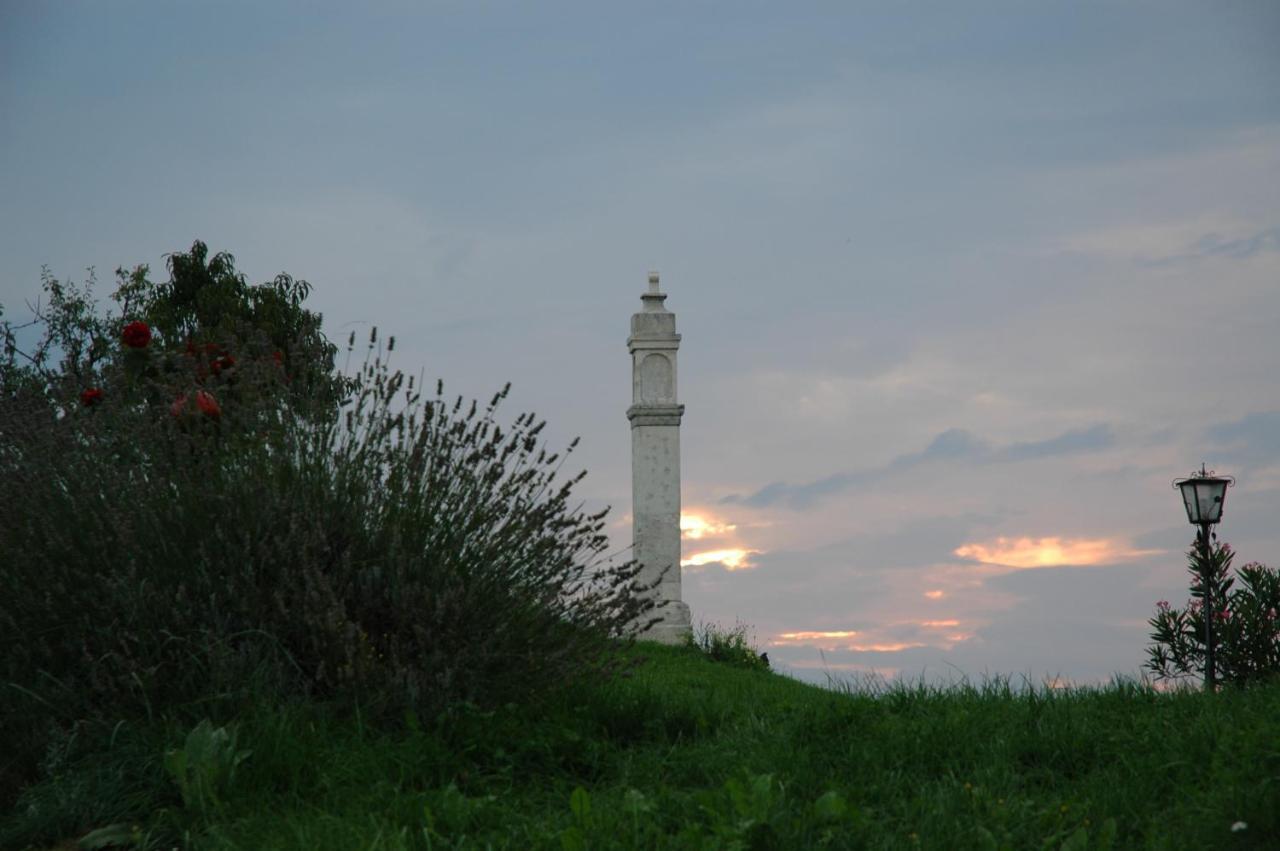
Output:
[{"xmin": 5, "ymin": 642, "xmax": 1279, "ymax": 850}]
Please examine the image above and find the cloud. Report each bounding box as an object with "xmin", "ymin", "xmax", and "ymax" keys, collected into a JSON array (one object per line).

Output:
[
  {"xmin": 996, "ymin": 424, "xmax": 1115, "ymax": 461},
  {"xmin": 953, "ymin": 536, "xmax": 1161, "ymax": 569},
  {"xmin": 1149, "ymin": 226, "xmax": 1280, "ymax": 267},
  {"xmin": 776, "ymin": 630, "xmax": 859, "ymax": 641},
  {"xmin": 680, "ymin": 512, "xmax": 737, "ymax": 540},
  {"xmin": 1058, "ymin": 218, "xmax": 1280, "ymax": 267},
  {"xmin": 1205, "ymin": 410, "xmax": 1280, "ymax": 472},
  {"xmin": 682, "ymin": 548, "xmax": 757, "ymax": 570},
  {"xmin": 769, "ymin": 616, "xmax": 978, "ymax": 656},
  {"xmin": 723, "ymin": 423, "xmax": 1115, "ymax": 509}
]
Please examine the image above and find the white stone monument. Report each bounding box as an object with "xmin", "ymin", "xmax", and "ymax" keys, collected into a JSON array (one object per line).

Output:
[{"xmin": 627, "ymin": 271, "xmax": 692, "ymax": 643}]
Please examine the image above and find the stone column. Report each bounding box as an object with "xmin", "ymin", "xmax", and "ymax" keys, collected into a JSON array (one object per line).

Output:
[{"xmin": 627, "ymin": 271, "xmax": 692, "ymax": 643}]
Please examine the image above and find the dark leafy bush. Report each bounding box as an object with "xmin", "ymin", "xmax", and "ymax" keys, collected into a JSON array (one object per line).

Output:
[
  {"xmin": 0, "ymin": 246, "xmax": 655, "ymax": 807},
  {"xmin": 1146, "ymin": 538, "xmax": 1280, "ymax": 688}
]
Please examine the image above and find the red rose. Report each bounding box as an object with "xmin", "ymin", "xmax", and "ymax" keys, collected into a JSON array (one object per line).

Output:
[
  {"xmin": 80, "ymin": 387, "xmax": 104, "ymax": 406},
  {"xmin": 195, "ymin": 390, "xmax": 221, "ymax": 419},
  {"xmin": 122, "ymin": 320, "xmax": 152, "ymax": 349}
]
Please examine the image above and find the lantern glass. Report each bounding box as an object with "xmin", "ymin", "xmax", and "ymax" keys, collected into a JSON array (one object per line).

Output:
[{"xmin": 1177, "ymin": 476, "xmax": 1229, "ymax": 525}]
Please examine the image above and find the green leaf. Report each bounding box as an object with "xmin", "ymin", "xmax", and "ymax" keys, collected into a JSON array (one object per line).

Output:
[
  {"xmin": 560, "ymin": 826, "xmax": 586, "ymax": 851},
  {"xmin": 78, "ymin": 823, "xmax": 138, "ymax": 849},
  {"xmin": 1060, "ymin": 826, "xmax": 1090, "ymax": 851},
  {"xmin": 569, "ymin": 786, "xmax": 591, "ymax": 822},
  {"xmin": 813, "ymin": 790, "xmax": 848, "ymax": 822},
  {"xmin": 1096, "ymin": 818, "xmax": 1118, "ymax": 851}
]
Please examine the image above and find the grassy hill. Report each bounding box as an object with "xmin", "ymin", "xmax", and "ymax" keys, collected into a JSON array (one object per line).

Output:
[{"xmin": 5, "ymin": 642, "xmax": 1278, "ymax": 850}]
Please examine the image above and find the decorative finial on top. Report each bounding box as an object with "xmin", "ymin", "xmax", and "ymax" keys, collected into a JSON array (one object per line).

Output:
[{"xmin": 640, "ymin": 270, "xmax": 668, "ymax": 312}]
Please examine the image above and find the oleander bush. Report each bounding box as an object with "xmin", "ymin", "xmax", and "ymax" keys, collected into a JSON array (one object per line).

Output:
[
  {"xmin": 0, "ymin": 243, "xmax": 655, "ymax": 808},
  {"xmin": 1146, "ymin": 538, "xmax": 1280, "ymax": 688}
]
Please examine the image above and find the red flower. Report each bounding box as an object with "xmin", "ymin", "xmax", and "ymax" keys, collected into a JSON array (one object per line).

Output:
[
  {"xmin": 210, "ymin": 354, "xmax": 236, "ymax": 375},
  {"xmin": 195, "ymin": 390, "xmax": 221, "ymax": 419},
  {"xmin": 80, "ymin": 387, "xmax": 104, "ymax": 406},
  {"xmin": 122, "ymin": 320, "xmax": 152, "ymax": 349},
  {"xmin": 170, "ymin": 394, "xmax": 188, "ymax": 417}
]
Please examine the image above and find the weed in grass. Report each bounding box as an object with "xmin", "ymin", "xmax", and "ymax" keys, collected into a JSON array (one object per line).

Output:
[
  {"xmin": 686, "ymin": 621, "xmax": 771, "ymax": 671},
  {"xmin": 163, "ymin": 720, "xmax": 251, "ymax": 818}
]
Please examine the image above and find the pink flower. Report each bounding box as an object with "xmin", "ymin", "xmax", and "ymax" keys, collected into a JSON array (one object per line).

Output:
[
  {"xmin": 194, "ymin": 390, "xmax": 221, "ymax": 419},
  {"xmin": 1156, "ymin": 600, "xmax": 1171, "ymax": 612}
]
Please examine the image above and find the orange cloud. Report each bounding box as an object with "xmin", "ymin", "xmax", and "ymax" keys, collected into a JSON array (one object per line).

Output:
[
  {"xmin": 953, "ymin": 536, "xmax": 1160, "ymax": 568},
  {"xmin": 847, "ymin": 642, "xmax": 926, "ymax": 653},
  {"xmin": 680, "ymin": 512, "xmax": 738, "ymax": 540},
  {"xmin": 770, "ymin": 631, "xmax": 926, "ymax": 653},
  {"xmin": 919, "ymin": 620, "xmax": 960, "ymax": 628},
  {"xmin": 923, "ymin": 589, "xmax": 946, "ymax": 600},
  {"xmin": 776, "ymin": 630, "xmax": 859, "ymax": 641},
  {"xmin": 682, "ymin": 548, "xmax": 756, "ymax": 570}
]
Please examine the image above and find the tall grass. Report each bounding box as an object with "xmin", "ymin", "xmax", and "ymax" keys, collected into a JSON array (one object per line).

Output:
[{"xmin": 3, "ymin": 643, "xmax": 1276, "ymax": 849}]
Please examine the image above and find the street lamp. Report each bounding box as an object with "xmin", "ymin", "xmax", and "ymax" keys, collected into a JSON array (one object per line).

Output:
[{"xmin": 1173, "ymin": 464, "xmax": 1234, "ymax": 691}]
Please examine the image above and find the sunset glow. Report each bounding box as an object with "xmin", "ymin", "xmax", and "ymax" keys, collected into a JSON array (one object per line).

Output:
[
  {"xmin": 776, "ymin": 630, "xmax": 859, "ymax": 641},
  {"xmin": 771, "ymin": 631, "xmax": 927, "ymax": 653},
  {"xmin": 923, "ymin": 590, "xmax": 946, "ymax": 600},
  {"xmin": 919, "ymin": 620, "xmax": 960, "ymax": 628},
  {"xmin": 681, "ymin": 548, "xmax": 755, "ymax": 570},
  {"xmin": 680, "ymin": 513, "xmax": 737, "ymax": 540},
  {"xmin": 953, "ymin": 537, "xmax": 1159, "ymax": 568}
]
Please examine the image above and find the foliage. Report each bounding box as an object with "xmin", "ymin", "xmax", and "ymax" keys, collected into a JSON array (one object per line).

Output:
[
  {"xmin": 0, "ymin": 243, "xmax": 655, "ymax": 809},
  {"xmin": 4, "ymin": 643, "xmax": 1277, "ymax": 850},
  {"xmin": 163, "ymin": 720, "xmax": 251, "ymax": 818},
  {"xmin": 0, "ymin": 241, "xmax": 346, "ymax": 431},
  {"xmin": 686, "ymin": 621, "xmax": 771, "ymax": 671},
  {"xmin": 1146, "ymin": 538, "xmax": 1280, "ymax": 688}
]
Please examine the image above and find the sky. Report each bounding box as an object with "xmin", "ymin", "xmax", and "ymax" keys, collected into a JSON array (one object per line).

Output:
[{"xmin": 3, "ymin": 1, "xmax": 1278, "ymax": 688}]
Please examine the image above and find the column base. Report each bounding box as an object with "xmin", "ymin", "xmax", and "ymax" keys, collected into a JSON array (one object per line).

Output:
[{"xmin": 638, "ymin": 600, "xmax": 692, "ymax": 645}]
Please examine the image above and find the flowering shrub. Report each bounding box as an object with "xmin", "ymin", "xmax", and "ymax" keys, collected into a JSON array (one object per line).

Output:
[
  {"xmin": 0, "ymin": 243, "xmax": 654, "ymax": 808},
  {"xmin": 1146, "ymin": 539, "xmax": 1280, "ymax": 688},
  {"xmin": 0, "ymin": 240, "xmax": 345, "ymax": 437}
]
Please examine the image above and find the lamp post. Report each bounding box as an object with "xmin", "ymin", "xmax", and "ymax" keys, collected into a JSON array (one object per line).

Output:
[{"xmin": 1173, "ymin": 464, "xmax": 1234, "ymax": 691}]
